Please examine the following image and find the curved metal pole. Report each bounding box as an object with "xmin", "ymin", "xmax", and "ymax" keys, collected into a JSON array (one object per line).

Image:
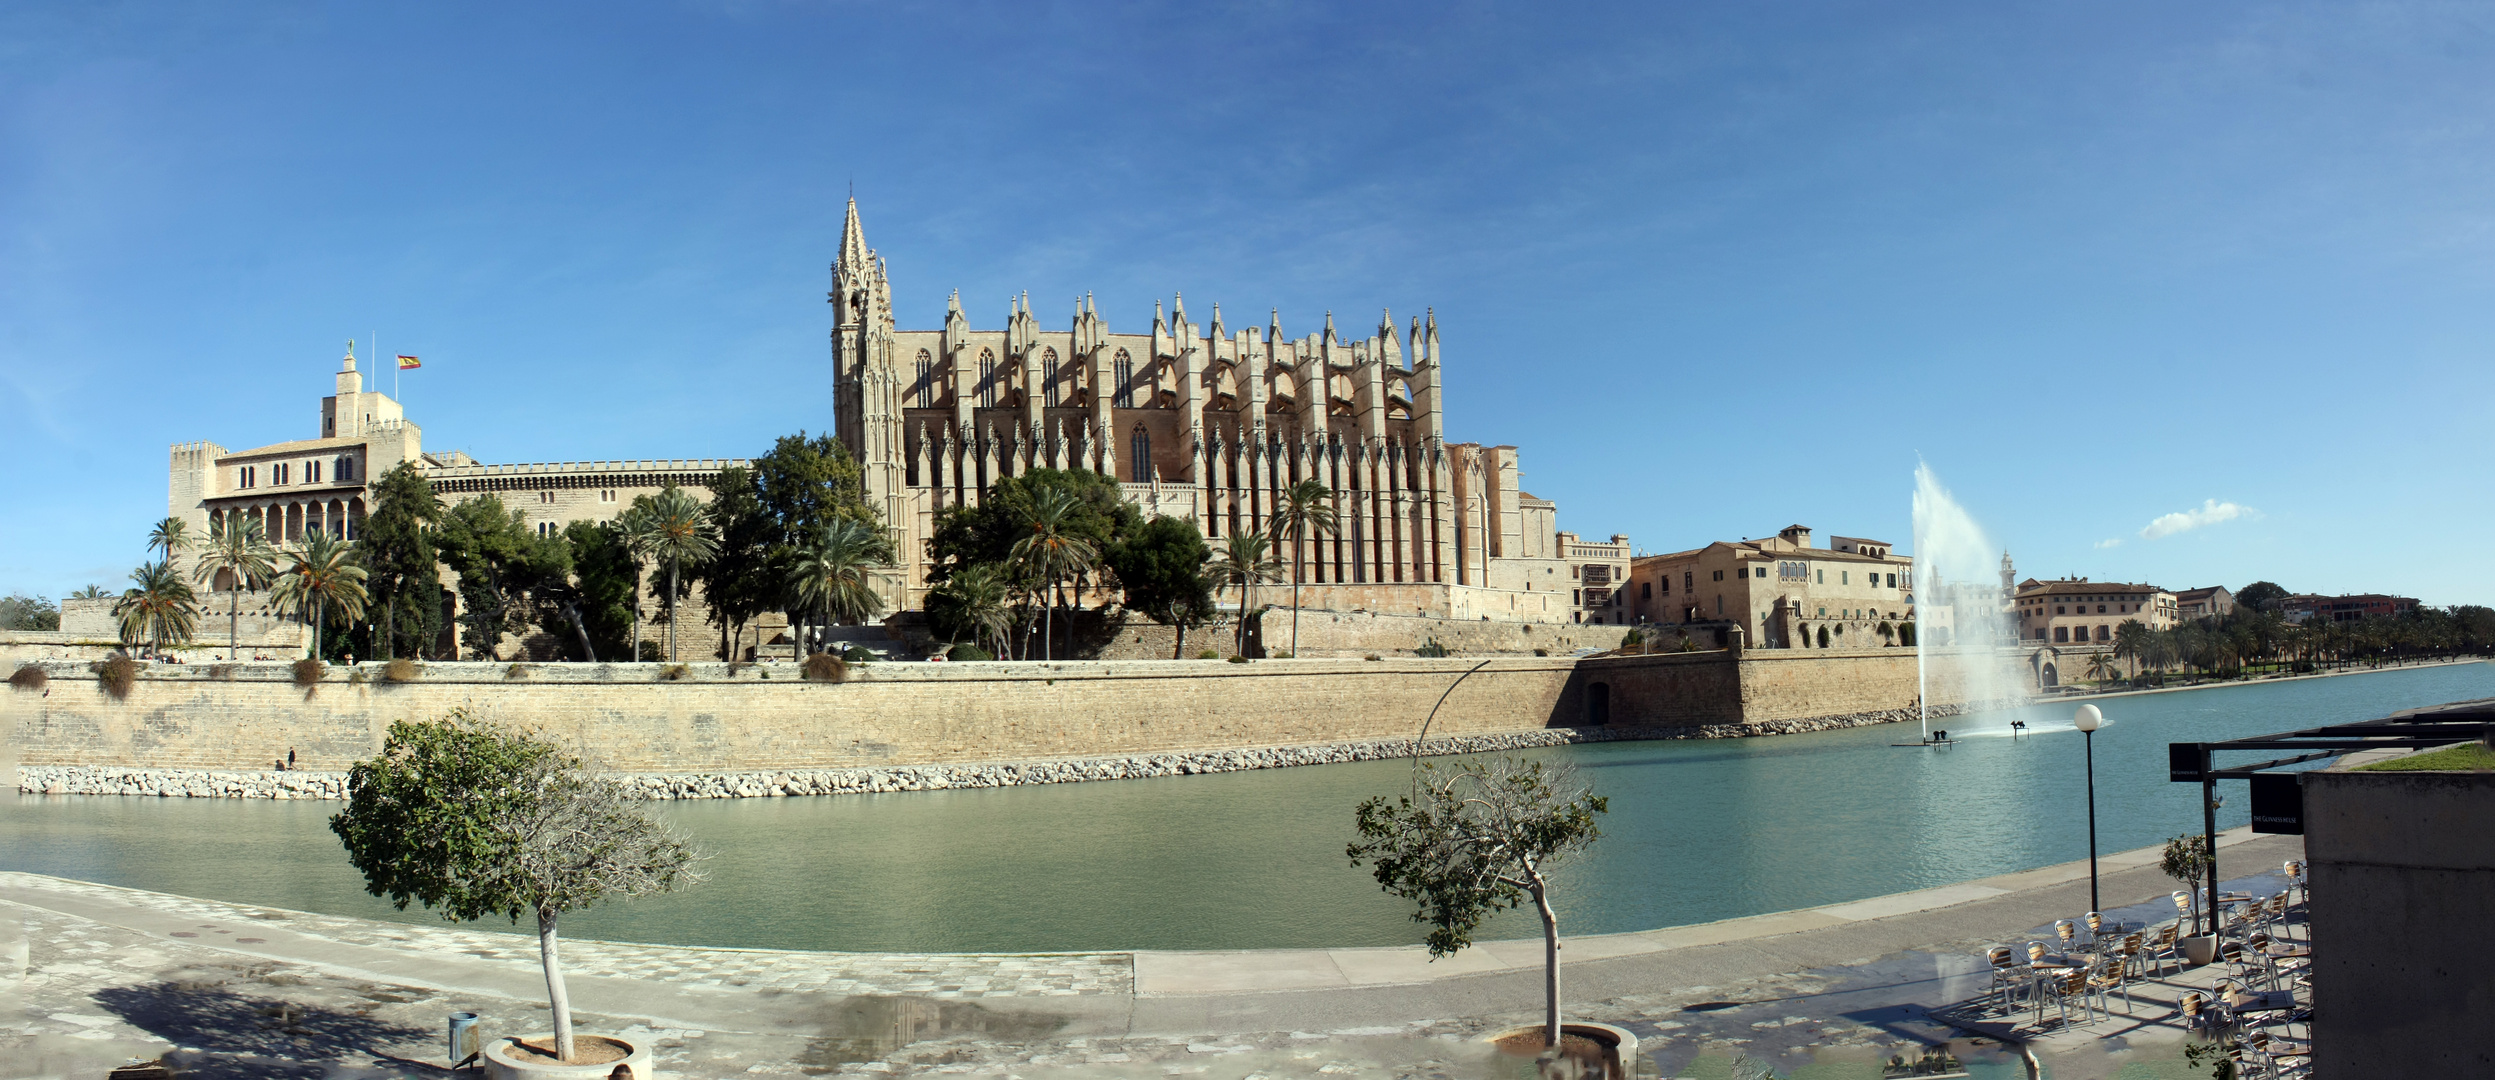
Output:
[{"xmin": 1413, "ymin": 658, "xmax": 1494, "ymax": 757}]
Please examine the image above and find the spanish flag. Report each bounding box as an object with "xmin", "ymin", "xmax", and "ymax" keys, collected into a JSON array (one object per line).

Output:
[{"xmin": 397, "ymin": 354, "xmax": 422, "ymax": 370}]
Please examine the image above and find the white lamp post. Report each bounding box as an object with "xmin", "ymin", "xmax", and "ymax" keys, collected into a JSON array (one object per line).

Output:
[{"xmin": 2074, "ymin": 703, "xmax": 2105, "ymax": 913}]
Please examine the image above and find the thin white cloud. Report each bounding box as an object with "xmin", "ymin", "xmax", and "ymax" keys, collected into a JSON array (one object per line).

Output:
[
  {"xmin": 2140, "ymin": 499, "xmax": 2259, "ymax": 540},
  {"xmin": 2094, "ymin": 538, "xmax": 2123, "ymax": 549}
]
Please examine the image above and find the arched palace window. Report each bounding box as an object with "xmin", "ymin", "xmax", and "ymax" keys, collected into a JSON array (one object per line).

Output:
[
  {"xmin": 1130, "ymin": 425, "xmax": 1151, "ymax": 483},
  {"xmin": 914, "ymin": 350, "xmax": 933, "ymax": 408},
  {"xmin": 1113, "ymin": 350, "xmax": 1136, "ymax": 408},
  {"xmin": 978, "ymin": 349, "xmax": 997, "ymax": 408},
  {"xmin": 1043, "ymin": 348, "xmax": 1061, "ymax": 407}
]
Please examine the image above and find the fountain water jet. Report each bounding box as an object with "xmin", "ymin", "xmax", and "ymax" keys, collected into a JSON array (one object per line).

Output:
[{"xmin": 1911, "ymin": 462, "xmax": 2024, "ymax": 740}]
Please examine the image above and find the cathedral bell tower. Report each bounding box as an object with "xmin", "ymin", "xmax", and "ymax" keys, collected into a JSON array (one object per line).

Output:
[{"xmin": 830, "ymin": 198, "xmax": 907, "ymax": 596}]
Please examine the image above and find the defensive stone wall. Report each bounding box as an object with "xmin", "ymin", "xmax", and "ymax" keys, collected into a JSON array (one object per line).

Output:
[
  {"xmin": 1092, "ymin": 609, "xmax": 1632, "ymax": 660},
  {"xmin": 5, "ymin": 648, "xmax": 2013, "ymax": 784}
]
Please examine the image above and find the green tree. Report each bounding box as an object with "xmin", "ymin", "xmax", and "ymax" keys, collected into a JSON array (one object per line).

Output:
[
  {"xmin": 1348, "ymin": 758, "xmax": 1608, "ymax": 1050},
  {"xmin": 436, "ymin": 496, "xmax": 572, "ymax": 661},
  {"xmin": 147, "ymin": 517, "xmax": 191, "ymax": 563},
  {"xmin": 924, "ymin": 562, "xmax": 1012, "ymax": 658},
  {"xmin": 635, "ymin": 485, "xmax": 718, "ymax": 663},
  {"xmin": 2083, "ymin": 651, "xmax": 2121, "ymax": 684},
  {"xmin": 2235, "ymin": 581, "xmax": 2289, "ymax": 613},
  {"xmin": 1269, "ymin": 479, "xmax": 1340, "ymax": 657},
  {"xmin": 787, "ymin": 518, "xmax": 895, "ymax": 646},
  {"xmin": 926, "ymin": 467, "xmax": 1139, "ymax": 586},
  {"xmin": 1875, "ymin": 620, "xmax": 1895, "ymax": 647},
  {"xmin": 0, "ymin": 592, "xmax": 61, "ymax": 631},
  {"xmin": 1207, "ymin": 529, "xmax": 1284, "ymax": 657},
  {"xmin": 693, "ymin": 466, "xmax": 778, "ymax": 662},
  {"xmin": 114, "ymin": 561, "xmax": 200, "ymax": 657},
  {"xmin": 69, "ymin": 584, "xmax": 112, "ymax": 600},
  {"xmin": 1109, "ymin": 516, "xmax": 1217, "ymax": 659},
  {"xmin": 363, "ymin": 462, "xmax": 446, "ymax": 661},
  {"xmin": 269, "ymin": 532, "xmax": 369, "ymax": 662},
  {"xmin": 192, "ymin": 516, "xmax": 281, "ymax": 660},
  {"xmin": 555, "ymin": 521, "xmax": 639, "ymax": 662},
  {"xmin": 1009, "ymin": 488, "xmax": 1099, "ymax": 661},
  {"xmin": 331, "ymin": 711, "xmax": 702, "ymax": 1064}
]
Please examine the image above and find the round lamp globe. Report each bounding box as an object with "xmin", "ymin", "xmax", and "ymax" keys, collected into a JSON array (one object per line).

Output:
[{"xmin": 2074, "ymin": 703, "xmax": 2104, "ymax": 733}]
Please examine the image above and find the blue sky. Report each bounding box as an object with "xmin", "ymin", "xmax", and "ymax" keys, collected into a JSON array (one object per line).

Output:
[{"xmin": 5, "ymin": 2, "xmax": 2492, "ymax": 606}]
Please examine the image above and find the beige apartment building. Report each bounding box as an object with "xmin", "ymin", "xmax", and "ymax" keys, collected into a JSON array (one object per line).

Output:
[
  {"xmin": 1623, "ymin": 525, "xmax": 1914, "ymax": 648},
  {"xmin": 2012, "ymin": 577, "xmax": 2177, "ymax": 646},
  {"xmin": 2172, "ymin": 585, "xmax": 2235, "ymax": 621}
]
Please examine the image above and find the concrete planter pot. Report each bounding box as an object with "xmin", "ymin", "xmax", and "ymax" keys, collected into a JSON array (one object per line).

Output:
[
  {"xmin": 482, "ymin": 1033, "xmax": 655, "ymax": 1079},
  {"xmin": 1483, "ymin": 1021, "xmax": 1639, "ymax": 1079},
  {"xmin": 2178, "ymin": 934, "xmax": 2219, "ymax": 967}
]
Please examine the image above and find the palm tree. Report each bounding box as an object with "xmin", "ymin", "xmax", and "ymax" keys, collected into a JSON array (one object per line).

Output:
[
  {"xmin": 114, "ymin": 561, "xmax": 200, "ymax": 659},
  {"xmin": 616, "ymin": 502, "xmax": 661, "ymax": 660},
  {"xmin": 2083, "ymin": 651, "xmax": 2121, "ymax": 684},
  {"xmin": 191, "ymin": 516, "xmax": 280, "ymax": 660},
  {"xmin": 1267, "ymin": 479, "xmax": 1339, "ymax": 657},
  {"xmin": 147, "ymin": 517, "xmax": 192, "ymax": 564},
  {"xmin": 2112, "ymin": 619, "xmax": 2147, "ymax": 681},
  {"xmin": 787, "ymin": 518, "xmax": 895, "ymax": 648},
  {"xmin": 1207, "ymin": 528, "xmax": 1285, "ymax": 657},
  {"xmin": 270, "ymin": 532, "xmax": 369, "ymax": 662},
  {"xmin": 1008, "ymin": 488, "xmax": 1098, "ymax": 661},
  {"xmin": 69, "ymin": 584, "xmax": 111, "ymax": 600},
  {"xmin": 638, "ymin": 485, "xmax": 718, "ymax": 663},
  {"xmin": 926, "ymin": 562, "xmax": 1013, "ymax": 658}
]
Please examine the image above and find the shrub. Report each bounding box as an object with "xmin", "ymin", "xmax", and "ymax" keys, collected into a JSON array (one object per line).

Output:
[
  {"xmin": 842, "ymin": 645, "xmax": 875, "ymax": 663},
  {"xmin": 1272, "ymin": 650, "xmax": 1294, "ymax": 659},
  {"xmin": 384, "ymin": 658, "xmax": 421, "ymax": 683},
  {"xmin": 1365, "ymin": 653, "xmax": 1382, "ymax": 661},
  {"xmin": 946, "ymin": 643, "xmax": 992, "ymax": 662},
  {"xmin": 93, "ymin": 655, "xmax": 136, "ymax": 700},
  {"xmin": 1622, "ymin": 629, "xmax": 1644, "ymax": 647},
  {"xmin": 504, "ymin": 662, "xmax": 529, "ymax": 680},
  {"xmin": 802, "ymin": 653, "xmax": 849, "ymax": 682},
  {"xmin": 638, "ymin": 641, "xmax": 667, "ymax": 662},
  {"xmin": 1227, "ymin": 655, "xmax": 1249, "ymax": 664},
  {"xmin": 207, "ymin": 663, "xmax": 238, "ymax": 680},
  {"xmin": 1414, "ymin": 638, "xmax": 1450, "ymax": 658},
  {"xmin": 659, "ymin": 664, "xmax": 690, "ymax": 681},
  {"xmin": 1198, "ymin": 649, "xmax": 1222, "ymax": 660},
  {"xmin": 1533, "ymin": 648, "xmax": 1549, "ymax": 657},
  {"xmin": 9, "ymin": 664, "xmax": 48, "ymax": 692},
  {"xmin": 348, "ymin": 668, "xmax": 369, "ymax": 685},
  {"xmin": 292, "ymin": 658, "xmax": 327, "ymax": 688}
]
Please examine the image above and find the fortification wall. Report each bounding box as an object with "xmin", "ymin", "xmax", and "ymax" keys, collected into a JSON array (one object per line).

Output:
[
  {"xmin": 3, "ymin": 657, "xmax": 1584, "ymax": 774},
  {"xmin": 5, "ymin": 648, "xmax": 2016, "ymax": 778},
  {"xmin": 1092, "ymin": 610, "xmax": 1632, "ymax": 660}
]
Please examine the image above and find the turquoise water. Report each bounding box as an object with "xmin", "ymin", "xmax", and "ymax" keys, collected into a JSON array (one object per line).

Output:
[{"xmin": 4, "ymin": 662, "xmax": 2487, "ymax": 952}]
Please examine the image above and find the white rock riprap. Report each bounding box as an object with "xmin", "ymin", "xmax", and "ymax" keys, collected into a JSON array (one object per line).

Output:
[{"xmin": 17, "ymin": 704, "xmax": 1967, "ymax": 801}]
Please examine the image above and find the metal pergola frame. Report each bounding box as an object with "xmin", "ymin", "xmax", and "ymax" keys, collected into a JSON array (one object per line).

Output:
[{"xmin": 2169, "ymin": 701, "xmax": 2495, "ymax": 935}]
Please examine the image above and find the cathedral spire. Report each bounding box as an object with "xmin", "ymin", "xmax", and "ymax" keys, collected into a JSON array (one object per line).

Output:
[{"xmin": 838, "ymin": 197, "xmax": 869, "ymax": 275}]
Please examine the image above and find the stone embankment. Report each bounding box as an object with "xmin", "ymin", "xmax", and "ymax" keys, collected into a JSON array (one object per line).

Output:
[{"xmin": 16, "ymin": 703, "xmax": 1965, "ymax": 801}]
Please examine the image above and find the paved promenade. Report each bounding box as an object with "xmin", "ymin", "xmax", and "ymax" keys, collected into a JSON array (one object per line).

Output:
[{"xmin": 3, "ymin": 828, "xmax": 2304, "ymax": 1079}]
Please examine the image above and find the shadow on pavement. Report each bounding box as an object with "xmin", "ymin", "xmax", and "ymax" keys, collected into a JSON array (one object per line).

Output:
[{"xmin": 94, "ymin": 981, "xmax": 430, "ymax": 1079}]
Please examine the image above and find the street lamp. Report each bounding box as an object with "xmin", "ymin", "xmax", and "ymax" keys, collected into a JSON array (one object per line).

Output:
[{"xmin": 2074, "ymin": 703, "xmax": 2105, "ymax": 914}]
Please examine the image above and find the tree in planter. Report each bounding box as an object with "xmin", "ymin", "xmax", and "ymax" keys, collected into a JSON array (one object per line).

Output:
[
  {"xmin": 2162, "ymin": 833, "xmax": 2213, "ymax": 935},
  {"xmin": 1347, "ymin": 758, "xmax": 1608, "ymax": 1050},
  {"xmin": 331, "ymin": 711, "xmax": 701, "ymax": 1064}
]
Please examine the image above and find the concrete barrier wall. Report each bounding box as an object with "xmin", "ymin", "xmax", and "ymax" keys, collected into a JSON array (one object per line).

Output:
[{"xmin": 2302, "ymin": 766, "xmax": 2495, "ymax": 1078}]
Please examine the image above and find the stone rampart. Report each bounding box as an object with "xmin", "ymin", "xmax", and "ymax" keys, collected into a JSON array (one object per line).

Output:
[{"xmin": 6, "ymin": 649, "xmax": 2017, "ymax": 787}]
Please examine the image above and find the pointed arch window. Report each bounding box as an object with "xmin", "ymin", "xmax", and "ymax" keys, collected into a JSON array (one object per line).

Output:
[
  {"xmin": 978, "ymin": 349, "xmax": 997, "ymax": 408},
  {"xmin": 1114, "ymin": 350, "xmax": 1136, "ymax": 408},
  {"xmin": 914, "ymin": 350, "xmax": 934, "ymax": 409},
  {"xmin": 1042, "ymin": 348, "xmax": 1061, "ymax": 407},
  {"xmin": 1130, "ymin": 424, "xmax": 1151, "ymax": 483}
]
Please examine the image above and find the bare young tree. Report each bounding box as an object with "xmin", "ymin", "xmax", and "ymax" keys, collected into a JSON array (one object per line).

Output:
[
  {"xmin": 331, "ymin": 710, "xmax": 703, "ymax": 1063},
  {"xmin": 1348, "ymin": 757, "xmax": 1608, "ymax": 1050}
]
